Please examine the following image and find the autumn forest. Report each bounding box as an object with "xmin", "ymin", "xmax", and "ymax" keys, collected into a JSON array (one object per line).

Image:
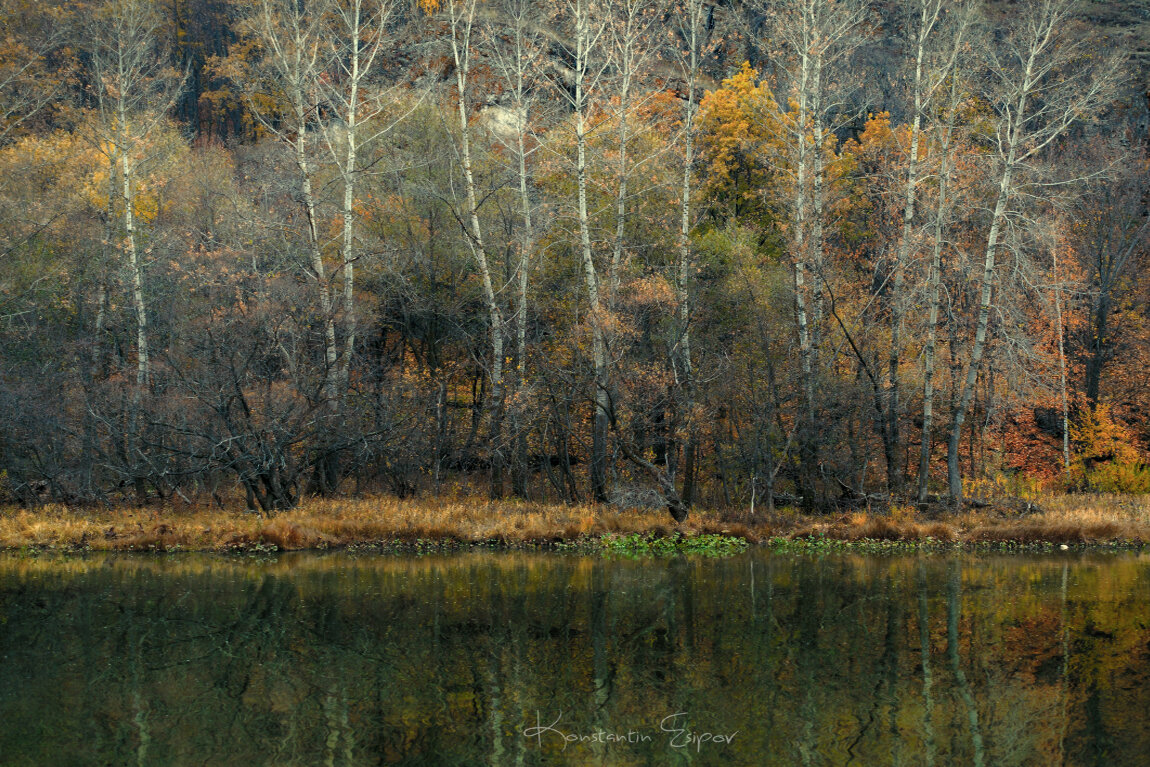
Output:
[{"xmin": 1, "ymin": 0, "xmax": 1148, "ymax": 519}]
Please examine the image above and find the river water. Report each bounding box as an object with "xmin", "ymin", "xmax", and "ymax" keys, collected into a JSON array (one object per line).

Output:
[{"xmin": 0, "ymin": 549, "xmax": 1146, "ymax": 765}]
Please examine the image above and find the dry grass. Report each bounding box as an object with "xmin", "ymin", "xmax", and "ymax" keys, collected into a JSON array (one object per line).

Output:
[
  {"xmin": 0, "ymin": 496, "xmax": 672, "ymax": 552},
  {"xmin": 965, "ymin": 493, "xmax": 1150, "ymax": 544},
  {"xmin": 0, "ymin": 492, "xmax": 1147, "ymax": 551}
]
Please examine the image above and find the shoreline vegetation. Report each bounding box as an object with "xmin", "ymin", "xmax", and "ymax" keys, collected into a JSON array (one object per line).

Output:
[{"xmin": 1, "ymin": 493, "xmax": 1148, "ymax": 555}]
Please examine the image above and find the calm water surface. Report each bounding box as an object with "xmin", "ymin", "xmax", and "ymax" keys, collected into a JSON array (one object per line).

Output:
[{"xmin": 0, "ymin": 549, "xmax": 1147, "ymax": 765}]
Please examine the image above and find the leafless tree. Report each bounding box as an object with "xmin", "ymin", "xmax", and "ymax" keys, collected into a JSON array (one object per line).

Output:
[
  {"xmin": 316, "ymin": 0, "xmax": 405, "ymax": 397},
  {"xmin": 762, "ymin": 0, "xmax": 869, "ymax": 507},
  {"xmin": 914, "ymin": 0, "xmax": 979, "ymax": 502},
  {"xmin": 946, "ymin": 0, "xmax": 1124, "ymax": 503},
  {"xmin": 884, "ymin": 0, "xmax": 968, "ymax": 492},
  {"xmin": 670, "ymin": 0, "xmax": 706, "ymax": 506},
  {"xmin": 85, "ymin": 0, "xmax": 185, "ymax": 501},
  {"xmin": 87, "ymin": 0, "xmax": 185, "ymax": 389},
  {"xmin": 233, "ymin": 0, "xmax": 348, "ymax": 492},
  {"xmin": 483, "ymin": 0, "xmax": 548, "ymax": 497},
  {"xmin": 557, "ymin": 0, "xmax": 613, "ymax": 501},
  {"xmin": 445, "ymin": 0, "xmax": 509, "ymax": 496}
]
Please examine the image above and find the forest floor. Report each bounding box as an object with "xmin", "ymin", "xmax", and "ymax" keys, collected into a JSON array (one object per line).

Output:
[{"xmin": 1, "ymin": 492, "xmax": 1148, "ymax": 553}]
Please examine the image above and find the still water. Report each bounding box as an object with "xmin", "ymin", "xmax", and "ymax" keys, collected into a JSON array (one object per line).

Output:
[{"xmin": 0, "ymin": 549, "xmax": 1146, "ymax": 766}]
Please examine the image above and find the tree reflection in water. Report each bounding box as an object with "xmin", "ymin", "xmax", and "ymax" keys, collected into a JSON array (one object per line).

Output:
[{"xmin": 0, "ymin": 550, "xmax": 1147, "ymax": 765}]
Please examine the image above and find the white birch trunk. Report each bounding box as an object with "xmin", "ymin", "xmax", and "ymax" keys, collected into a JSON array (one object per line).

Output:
[
  {"xmin": 572, "ymin": 0, "xmax": 610, "ymax": 501},
  {"xmin": 338, "ymin": 0, "xmax": 362, "ymax": 396},
  {"xmin": 809, "ymin": 54, "xmax": 826, "ymax": 354},
  {"xmin": 917, "ymin": 0, "xmax": 972, "ymax": 502},
  {"xmin": 947, "ymin": 157, "xmax": 1016, "ymax": 501},
  {"xmin": 450, "ymin": 0, "xmax": 505, "ymax": 494},
  {"xmin": 945, "ymin": 0, "xmax": 1118, "ymax": 501},
  {"xmin": 792, "ymin": 34, "xmax": 816, "ymax": 425},
  {"xmin": 516, "ymin": 126, "xmax": 531, "ymax": 383},
  {"xmin": 675, "ymin": 0, "xmax": 702, "ymax": 505},
  {"xmin": 118, "ymin": 138, "xmax": 150, "ymax": 388},
  {"xmin": 295, "ymin": 111, "xmax": 338, "ymax": 408},
  {"xmin": 1052, "ymin": 242, "xmax": 1070, "ymax": 470},
  {"xmin": 890, "ymin": 3, "xmax": 936, "ymax": 491},
  {"xmin": 609, "ymin": 48, "xmax": 630, "ymax": 308},
  {"xmin": 917, "ymin": 130, "xmax": 951, "ymax": 503}
]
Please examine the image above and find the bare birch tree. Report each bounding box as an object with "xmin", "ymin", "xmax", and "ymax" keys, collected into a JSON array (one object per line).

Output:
[
  {"xmin": 884, "ymin": 0, "xmax": 956, "ymax": 491},
  {"xmin": 446, "ymin": 0, "xmax": 508, "ymax": 497},
  {"xmin": 559, "ymin": 0, "xmax": 613, "ymax": 502},
  {"xmin": 764, "ymin": 0, "xmax": 868, "ymax": 508},
  {"xmin": 85, "ymin": 0, "xmax": 184, "ymax": 502},
  {"xmin": 946, "ymin": 0, "xmax": 1123, "ymax": 503},
  {"xmin": 233, "ymin": 0, "xmax": 346, "ymax": 493},
  {"xmin": 914, "ymin": 0, "xmax": 978, "ymax": 503},
  {"xmin": 483, "ymin": 0, "xmax": 547, "ymax": 497},
  {"xmin": 671, "ymin": 0, "xmax": 705, "ymax": 506},
  {"xmin": 604, "ymin": 0, "xmax": 659, "ymax": 306},
  {"xmin": 88, "ymin": 0, "xmax": 184, "ymax": 390},
  {"xmin": 317, "ymin": 0, "xmax": 401, "ymax": 397}
]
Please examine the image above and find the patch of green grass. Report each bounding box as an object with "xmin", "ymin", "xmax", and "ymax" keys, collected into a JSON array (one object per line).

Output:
[
  {"xmin": 761, "ymin": 533, "xmax": 1147, "ymax": 555},
  {"xmin": 764, "ymin": 534, "xmax": 937, "ymax": 555},
  {"xmin": 599, "ymin": 532, "xmax": 749, "ymax": 558}
]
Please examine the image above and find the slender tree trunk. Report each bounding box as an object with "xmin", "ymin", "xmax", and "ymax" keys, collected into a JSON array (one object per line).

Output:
[
  {"xmin": 83, "ymin": 278, "xmax": 110, "ymax": 496},
  {"xmin": 609, "ymin": 52, "xmax": 630, "ymax": 308},
  {"xmin": 488, "ymin": 3, "xmax": 538, "ymax": 499},
  {"xmin": 273, "ymin": 11, "xmax": 342, "ymax": 497},
  {"xmin": 917, "ymin": 138, "xmax": 950, "ymax": 503},
  {"xmin": 296, "ymin": 105, "xmax": 341, "ymax": 494},
  {"xmin": 899, "ymin": 0, "xmax": 955, "ymax": 500},
  {"xmin": 787, "ymin": 27, "xmax": 818, "ymax": 510},
  {"xmin": 809, "ymin": 56, "xmax": 826, "ymax": 358},
  {"xmin": 338, "ymin": 2, "xmax": 362, "ymax": 397},
  {"xmin": 889, "ymin": 10, "xmax": 933, "ymax": 493},
  {"xmin": 947, "ymin": 157, "xmax": 1016, "ymax": 502},
  {"xmin": 511, "ymin": 117, "xmax": 533, "ymax": 498},
  {"xmin": 297, "ymin": 125, "xmax": 337, "ymax": 400},
  {"xmin": 118, "ymin": 131, "xmax": 149, "ymax": 388},
  {"xmin": 943, "ymin": 2, "xmax": 1100, "ymax": 502},
  {"xmin": 116, "ymin": 103, "xmax": 150, "ymax": 504},
  {"xmin": 1052, "ymin": 241, "xmax": 1071, "ymax": 470},
  {"xmin": 676, "ymin": 0, "xmax": 701, "ymax": 507},
  {"xmin": 573, "ymin": 0, "xmax": 609, "ymax": 502},
  {"xmin": 84, "ymin": 182, "xmax": 117, "ymax": 498},
  {"xmin": 450, "ymin": 0, "xmax": 506, "ymax": 498},
  {"xmin": 947, "ymin": 52, "xmax": 1033, "ymax": 502},
  {"xmin": 510, "ymin": 120, "xmax": 531, "ymax": 499},
  {"xmin": 91, "ymin": 279, "xmax": 108, "ymax": 382}
]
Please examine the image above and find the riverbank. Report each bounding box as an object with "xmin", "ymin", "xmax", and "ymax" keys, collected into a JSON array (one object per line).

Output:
[{"xmin": 0, "ymin": 493, "xmax": 1147, "ymax": 553}]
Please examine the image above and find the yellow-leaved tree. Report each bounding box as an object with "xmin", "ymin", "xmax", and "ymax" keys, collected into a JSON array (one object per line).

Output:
[
  {"xmin": 1069, "ymin": 404, "xmax": 1150, "ymax": 493},
  {"xmin": 696, "ymin": 63, "xmax": 780, "ymax": 225}
]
